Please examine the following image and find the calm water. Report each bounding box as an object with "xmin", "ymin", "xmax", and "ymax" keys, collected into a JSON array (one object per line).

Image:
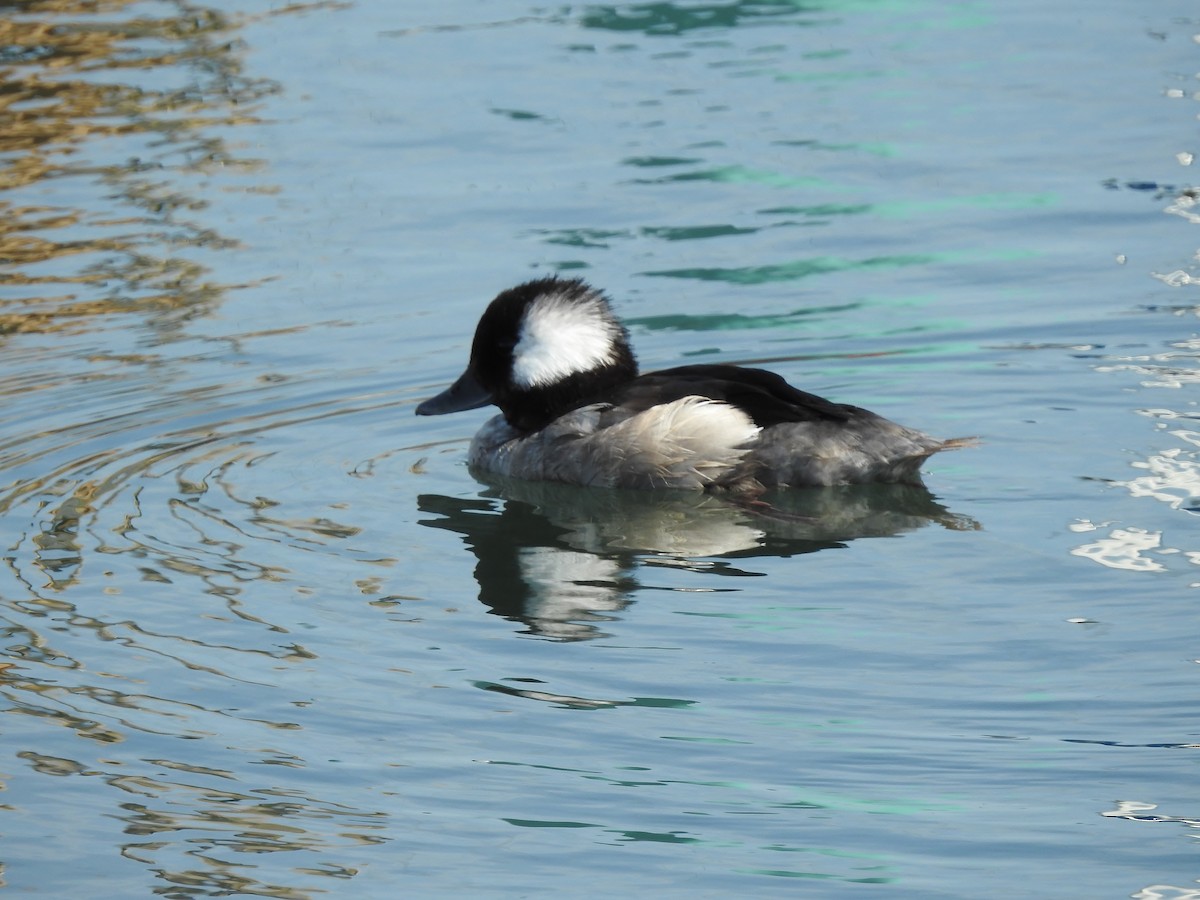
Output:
[{"xmin": 2, "ymin": 1, "xmax": 1199, "ymax": 896}]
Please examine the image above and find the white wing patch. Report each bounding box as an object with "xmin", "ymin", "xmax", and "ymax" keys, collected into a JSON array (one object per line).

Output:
[
  {"xmin": 511, "ymin": 290, "xmax": 620, "ymax": 388},
  {"xmin": 616, "ymin": 397, "xmax": 761, "ymax": 488}
]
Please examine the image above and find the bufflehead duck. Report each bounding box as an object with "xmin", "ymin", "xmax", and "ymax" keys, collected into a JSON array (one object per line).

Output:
[{"xmin": 416, "ymin": 277, "xmax": 971, "ymax": 492}]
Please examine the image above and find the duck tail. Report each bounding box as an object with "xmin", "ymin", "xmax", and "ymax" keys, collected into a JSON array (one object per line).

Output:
[{"xmin": 937, "ymin": 436, "xmax": 980, "ymax": 451}]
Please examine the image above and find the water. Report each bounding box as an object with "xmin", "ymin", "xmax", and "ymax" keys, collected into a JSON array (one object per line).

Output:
[{"xmin": 2, "ymin": 0, "xmax": 1199, "ymax": 896}]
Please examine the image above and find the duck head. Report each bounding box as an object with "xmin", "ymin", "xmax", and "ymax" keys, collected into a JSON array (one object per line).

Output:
[{"xmin": 416, "ymin": 277, "xmax": 639, "ymax": 432}]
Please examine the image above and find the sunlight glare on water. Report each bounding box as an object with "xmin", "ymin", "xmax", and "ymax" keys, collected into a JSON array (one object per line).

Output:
[{"xmin": 1, "ymin": 0, "xmax": 1200, "ymax": 897}]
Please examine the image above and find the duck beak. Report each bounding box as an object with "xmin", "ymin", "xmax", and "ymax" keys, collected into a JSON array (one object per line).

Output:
[{"xmin": 415, "ymin": 367, "xmax": 493, "ymax": 415}]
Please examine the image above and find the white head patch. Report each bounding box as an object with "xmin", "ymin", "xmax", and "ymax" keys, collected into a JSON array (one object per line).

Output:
[{"xmin": 510, "ymin": 289, "xmax": 620, "ymax": 389}]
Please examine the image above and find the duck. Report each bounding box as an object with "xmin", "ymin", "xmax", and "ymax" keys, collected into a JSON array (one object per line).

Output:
[{"xmin": 415, "ymin": 277, "xmax": 972, "ymax": 493}]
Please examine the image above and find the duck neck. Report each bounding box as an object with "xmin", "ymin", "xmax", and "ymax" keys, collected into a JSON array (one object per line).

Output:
[{"xmin": 497, "ymin": 353, "xmax": 637, "ymax": 433}]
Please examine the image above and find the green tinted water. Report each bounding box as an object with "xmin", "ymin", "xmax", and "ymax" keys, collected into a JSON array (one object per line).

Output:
[{"xmin": 2, "ymin": 1, "xmax": 1198, "ymax": 897}]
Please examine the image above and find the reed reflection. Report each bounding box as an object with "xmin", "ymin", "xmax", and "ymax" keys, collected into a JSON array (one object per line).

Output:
[
  {"xmin": 419, "ymin": 480, "xmax": 979, "ymax": 641},
  {"xmin": 0, "ymin": 0, "xmax": 279, "ymax": 335},
  {"xmin": 114, "ymin": 783, "xmax": 386, "ymax": 897},
  {"xmin": 10, "ymin": 731, "xmax": 388, "ymax": 897}
]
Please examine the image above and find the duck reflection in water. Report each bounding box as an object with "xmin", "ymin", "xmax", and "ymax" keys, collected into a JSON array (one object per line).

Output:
[{"xmin": 417, "ymin": 478, "xmax": 978, "ymax": 641}]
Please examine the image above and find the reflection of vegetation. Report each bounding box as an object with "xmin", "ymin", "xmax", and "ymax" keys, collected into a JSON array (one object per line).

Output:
[
  {"xmin": 580, "ymin": 1, "xmax": 815, "ymax": 36},
  {"xmin": 0, "ymin": 1, "xmax": 285, "ymax": 334},
  {"xmin": 642, "ymin": 254, "xmax": 937, "ymax": 284}
]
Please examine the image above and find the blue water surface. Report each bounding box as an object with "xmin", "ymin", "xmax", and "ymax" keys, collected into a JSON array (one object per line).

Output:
[{"xmin": 1, "ymin": 1, "xmax": 1199, "ymax": 897}]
